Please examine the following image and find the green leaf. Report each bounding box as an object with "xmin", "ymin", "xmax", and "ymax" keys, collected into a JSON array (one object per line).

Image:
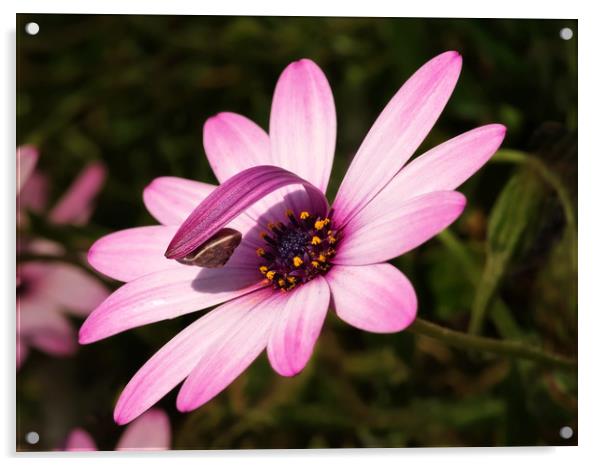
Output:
[{"xmin": 469, "ymin": 169, "xmax": 546, "ymax": 334}]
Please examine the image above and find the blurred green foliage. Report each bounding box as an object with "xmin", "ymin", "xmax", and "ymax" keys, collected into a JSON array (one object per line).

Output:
[{"xmin": 17, "ymin": 15, "xmax": 577, "ymax": 449}]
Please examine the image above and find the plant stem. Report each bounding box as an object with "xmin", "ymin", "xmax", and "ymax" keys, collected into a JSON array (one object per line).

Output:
[{"xmin": 408, "ymin": 318, "xmax": 577, "ymax": 371}]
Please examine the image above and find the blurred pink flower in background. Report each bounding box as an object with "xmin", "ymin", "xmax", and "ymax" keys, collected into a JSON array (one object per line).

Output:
[
  {"xmin": 63, "ymin": 409, "xmax": 171, "ymax": 451},
  {"xmin": 80, "ymin": 51, "xmax": 506, "ymax": 424},
  {"xmin": 17, "ymin": 146, "xmax": 110, "ymax": 369}
]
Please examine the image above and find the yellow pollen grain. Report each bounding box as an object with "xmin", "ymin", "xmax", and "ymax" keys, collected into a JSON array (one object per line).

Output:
[
  {"xmin": 314, "ymin": 220, "xmax": 326, "ymax": 230},
  {"xmin": 293, "ymin": 256, "xmax": 303, "ymax": 267},
  {"xmin": 278, "ymin": 278, "xmax": 286, "ymax": 287},
  {"xmin": 256, "ymin": 248, "xmax": 265, "ymax": 257},
  {"xmin": 259, "ymin": 266, "xmax": 268, "ymax": 274},
  {"xmin": 300, "ymin": 211, "xmax": 310, "ymax": 220},
  {"xmin": 287, "ymin": 276, "xmax": 296, "ymax": 283},
  {"xmin": 328, "ymin": 235, "xmax": 337, "ymax": 244},
  {"xmin": 311, "ymin": 260, "xmax": 320, "ymax": 268},
  {"xmin": 318, "ymin": 254, "xmax": 326, "ymax": 262},
  {"xmin": 311, "ymin": 236, "xmax": 321, "ymax": 245},
  {"xmin": 266, "ymin": 271, "xmax": 276, "ymax": 280}
]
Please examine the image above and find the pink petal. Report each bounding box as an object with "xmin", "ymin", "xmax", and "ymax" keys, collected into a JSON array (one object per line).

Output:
[
  {"xmin": 380, "ymin": 124, "xmax": 506, "ymax": 204},
  {"xmin": 18, "ymin": 171, "xmax": 49, "ymax": 214},
  {"xmin": 88, "ymin": 226, "xmax": 187, "ymax": 282},
  {"xmin": 143, "ymin": 176, "xmax": 216, "ymax": 226},
  {"xmin": 203, "ymin": 112, "xmax": 317, "ymax": 225},
  {"xmin": 115, "ymin": 409, "xmax": 171, "ymax": 450},
  {"xmin": 18, "ymin": 296, "xmax": 76, "ymax": 356},
  {"xmin": 49, "ymin": 162, "xmax": 106, "ymax": 225},
  {"xmin": 113, "ymin": 289, "xmax": 273, "ymax": 424},
  {"xmin": 267, "ymin": 276, "xmax": 330, "ymax": 377},
  {"xmin": 30, "ymin": 263, "xmax": 109, "ymax": 317},
  {"xmin": 203, "ymin": 112, "xmax": 285, "ymax": 221},
  {"xmin": 327, "ymin": 264, "xmax": 417, "ymax": 333},
  {"xmin": 17, "ymin": 145, "xmax": 39, "ymax": 194},
  {"xmin": 16, "ymin": 338, "xmax": 29, "ymax": 369},
  {"xmin": 176, "ymin": 290, "xmax": 277, "ymax": 412},
  {"xmin": 334, "ymin": 191, "xmax": 466, "ymax": 265},
  {"xmin": 204, "ymin": 112, "xmax": 272, "ymax": 183},
  {"xmin": 64, "ymin": 428, "xmax": 98, "ymax": 451},
  {"xmin": 79, "ymin": 265, "xmax": 265, "ymax": 344},
  {"xmin": 165, "ymin": 165, "xmax": 328, "ymax": 260},
  {"xmin": 332, "ymin": 51, "xmax": 462, "ymax": 227},
  {"xmin": 269, "ymin": 59, "xmax": 337, "ymax": 192}
]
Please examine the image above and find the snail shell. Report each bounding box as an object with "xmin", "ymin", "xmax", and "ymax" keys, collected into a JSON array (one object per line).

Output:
[{"xmin": 176, "ymin": 228, "xmax": 242, "ymax": 268}]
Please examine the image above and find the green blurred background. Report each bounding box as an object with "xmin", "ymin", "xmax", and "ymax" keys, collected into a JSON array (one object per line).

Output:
[{"xmin": 17, "ymin": 15, "xmax": 577, "ymax": 449}]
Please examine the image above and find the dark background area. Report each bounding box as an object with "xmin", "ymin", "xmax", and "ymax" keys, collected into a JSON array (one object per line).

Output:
[{"xmin": 17, "ymin": 15, "xmax": 577, "ymax": 449}]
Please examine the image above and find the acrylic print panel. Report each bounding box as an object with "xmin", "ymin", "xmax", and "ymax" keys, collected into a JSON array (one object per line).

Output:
[{"xmin": 16, "ymin": 14, "xmax": 577, "ymax": 451}]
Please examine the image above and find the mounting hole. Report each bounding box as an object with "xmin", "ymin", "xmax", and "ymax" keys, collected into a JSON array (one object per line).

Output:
[
  {"xmin": 559, "ymin": 426, "xmax": 573, "ymax": 439},
  {"xmin": 25, "ymin": 22, "xmax": 40, "ymax": 36},
  {"xmin": 559, "ymin": 27, "xmax": 573, "ymax": 40},
  {"xmin": 25, "ymin": 431, "xmax": 40, "ymax": 444}
]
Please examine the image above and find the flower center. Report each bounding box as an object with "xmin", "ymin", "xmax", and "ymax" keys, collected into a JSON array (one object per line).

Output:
[{"xmin": 256, "ymin": 209, "xmax": 340, "ymax": 291}]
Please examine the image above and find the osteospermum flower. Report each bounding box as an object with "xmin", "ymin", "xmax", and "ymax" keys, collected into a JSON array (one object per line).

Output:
[
  {"xmin": 63, "ymin": 409, "xmax": 170, "ymax": 451},
  {"xmin": 81, "ymin": 51, "xmax": 506, "ymax": 424},
  {"xmin": 17, "ymin": 147, "xmax": 109, "ymax": 368}
]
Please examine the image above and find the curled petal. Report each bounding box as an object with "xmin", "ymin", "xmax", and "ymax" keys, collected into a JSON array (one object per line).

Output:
[{"xmin": 165, "ymin": 165, "xmax": 328, "ymax": 259}]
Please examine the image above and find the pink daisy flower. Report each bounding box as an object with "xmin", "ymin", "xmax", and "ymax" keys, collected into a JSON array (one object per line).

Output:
[
  {"xmin": 17, "ymin": 147, "xmax": 110, "ymax": 369},
  {"xmin": 63, "ymin": 409, "xmax": 171, "ymax": 451},
  {"xmin": 81, "ymin": 51, "xmax": 506, "ymax": 425}
]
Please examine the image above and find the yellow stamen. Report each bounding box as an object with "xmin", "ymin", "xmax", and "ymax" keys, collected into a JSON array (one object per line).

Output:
[
  {"xmin": 293, "ymin": 256, "xmax": 303, "ymax": 267},
  {"xmin": 266, "ymin": 271, "xmax": 276, "ymax": 281},
  {"xmin": 311, "ymin": 236, "xmax": 322, "ymax": 245},
  {"xmin": 314, "ymin": 220, "xmax": 326, "ymax": 230},
  {"xmin": 318, "ymin": 254, "xmax": 326, "ymax": 262},
  {"xmin": 311, "ymin": 260, "xmax": 320, "ymax": 268},
  {"xmin": 328, "ymin": 235, "xmax": 337, "ymax": 244},
  {"xmin": 285, "ymin": 209, "xmax": 294, "ymax": 217},
  {"xmin": 287, "ymin": 276, "xmax": 296, "ymax": 284},
  {"xmin": 256, "ymin": 248, "xmax": 265, "ymax": 257},
  {"xmin": 259, "ymin": 266, "xmax": 268, "ymax": 274},
  {"xmin": 299, "ymin": 211, "xmax": 310, "ymax": 220},
  {"xmin": 278, "ymin": 278, "xmax": 286, "ymax": 287}
]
